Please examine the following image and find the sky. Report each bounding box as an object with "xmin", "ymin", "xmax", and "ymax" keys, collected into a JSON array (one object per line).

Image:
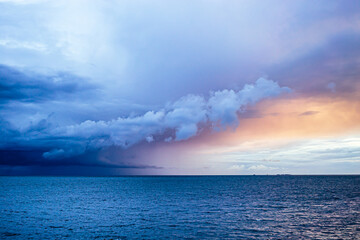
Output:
[{"xmin": 0, "ymin": 0, "xmax": 359, "ymax": 175}]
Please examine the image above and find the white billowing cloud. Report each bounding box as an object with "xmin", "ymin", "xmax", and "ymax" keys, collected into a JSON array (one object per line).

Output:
[
  {"xmin": 229, "ymin": 164, "xmax": 278, "ymax": 172},
  {"xmin": 165, "ymin": 95, "xmax": 207, "ymax": 140},
  {"xmin": 146, "ymin": 136, "xmax": 154, "ymax": 143},
  {"xmin": 59, "ymin": 110, "xmax": 165, "ymax": 146},
  {"xmin": 238, "ymin": 77, "xmax": 291, "ymax": 104},
  {"xmin": 247, "ymin": 164, "xmax": 278, "ymax": 171},
  {"xmin": 175, "ymin": 124, "xmax": 199, "ymax": 141},
  {"xmin": 208, "ymin": 89, "xmax": 239, "ymax": 129},
  {"xmin": 229, "ymin": 164, "xmax": 246, "ymax": 170},
  {"xmin": 42, "ymin": 78, "xmax": 290, "ymax": 159},
  {"xmin": 208, "ymin": 78, "xmax": 291, "ymax": 130}
]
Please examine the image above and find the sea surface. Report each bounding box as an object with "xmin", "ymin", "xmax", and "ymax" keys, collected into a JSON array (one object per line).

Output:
[{"xmin": 0, "ymin": 176, "xmax": 359, "ymax": 239}]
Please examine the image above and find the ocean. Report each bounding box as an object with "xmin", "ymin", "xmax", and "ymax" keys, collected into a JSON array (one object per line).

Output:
[{"xmin": 0, "ymin": 176, "xmax": 359, "ymax": 239}]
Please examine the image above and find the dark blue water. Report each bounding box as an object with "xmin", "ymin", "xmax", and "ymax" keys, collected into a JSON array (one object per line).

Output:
[{"xmin": 0, "ymin": 176, "xmax": 359, "ymax": 239}]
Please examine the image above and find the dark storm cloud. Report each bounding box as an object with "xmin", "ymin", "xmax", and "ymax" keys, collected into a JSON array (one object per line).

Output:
[
  {"xmin": 0, "ymin": 76, "xmax": 291, "ymax": 167},
  {"xmin": 0, "ymin": 149, "xmax": 161, "ymax": 169},
  {"xmin": 0, "ymin": 64, "xmax": 94, "ymax": 103}
]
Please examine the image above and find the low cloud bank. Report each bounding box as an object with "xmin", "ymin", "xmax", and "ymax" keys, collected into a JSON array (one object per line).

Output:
[
  {"xmin": 42, "ymin": 78, "xmax": 290, "ymax": 159},
  {"xmin": 0, "ymin": 78, "xmax": 290, "ymax": 160}
]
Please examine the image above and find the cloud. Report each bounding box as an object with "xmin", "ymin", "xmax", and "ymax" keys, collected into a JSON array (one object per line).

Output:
[
  {"xmin": 208, "ymin": 89, "xmax": 239, "ymax": 129},
  {"xmin": 229, "ymin": 164, "xmax": 245, "ymax": 170},
  {"xmin": 247, "ymin": 164, "xmax": 278, "ymax": 171},
  {"xmin": 219, "ymin": 136, "xmax": 360, "ymax": 174},
  {"xmin": 145, "ymin": 136, "xmax": 154, "ymax": 143},
  {"xmin": 165, "ymin": 94, "xmax": 207, "ymax": 140},
  {"xmin": 0, "ymin": 0, "xmax": 47, "ymax": 4},
  {"xmin": 0, "ymin": 39, "xmax": 48, "ymax": 52},
  {"xmin": 0, "ymin": 77, "xmax": 290, "ymax": 162},
  {"xmin": 0, "ymin": 149, "xmax": 161, "ymax": 173},
  {"xmin": 299, "ymin": 111, "xmax": 319, "ymax": 116},
  {"xmin": 42, "ymin": 148, "xmax": 65, "ymax": 159},
  {"xmin": 1, "ymin": 0, "xmax": 358, "ymax": 107},
  {"xmin": 229, "ymin": 164, "xmax": 278, "ymax": 172},
  {"xmin": 327, "ymin": 82, "xmax": 336, "ymax": 92},
  {"xmin": 50, "ymin": 78, "xmax": 289, "ymax": 155},
  {"xmin": 269, "ymin": 33, "xmax": 360, "ymax": 95},
  {"xmin": 0, "ymin": 64, "xmax": 94, "ymax": 102},
  {"xmin": 209, "ymin": 78, "xmax": 292, "ymax": 130},
  {"xmin": 1, "ymin": 1, "xmax": 357, "ymax": 174}
]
